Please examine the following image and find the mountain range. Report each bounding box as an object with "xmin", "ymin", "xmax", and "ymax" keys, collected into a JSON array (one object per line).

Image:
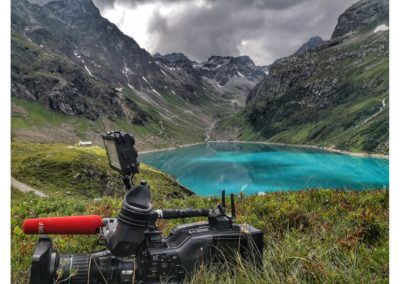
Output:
[
  {"xmin": 11, "ymin": 0, "xmax": 389, "ymax": 153},
  {"xmin": 11, "ymin": 0, "xmax": 266, "ymax": 148}
]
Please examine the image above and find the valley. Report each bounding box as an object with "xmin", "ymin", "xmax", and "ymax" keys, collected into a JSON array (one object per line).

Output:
[{"xmin": 11, "ymin": 0, "xmax": 268, "ymax": 150}]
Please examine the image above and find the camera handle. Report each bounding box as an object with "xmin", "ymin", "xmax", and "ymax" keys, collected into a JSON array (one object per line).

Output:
[
  {"xmin": 151, "ymin": 190, "xmax": 235, "ymax": 220},
  {"xmin": 154, "ymin": 208, "xmax": 210, "ymax": 219}
]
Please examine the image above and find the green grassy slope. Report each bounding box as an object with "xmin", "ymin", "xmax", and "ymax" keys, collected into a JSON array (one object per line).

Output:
[
  {"xmin": 11, "ymin": 141, "xmax": 193, "ymax": 201},
  {"xmin": 12, "ymin": 95, "xmax": 186, "ymax": 151},
  {"xmin": 11, "ymin": 142, "xmax": 388, "ymax": 283}
]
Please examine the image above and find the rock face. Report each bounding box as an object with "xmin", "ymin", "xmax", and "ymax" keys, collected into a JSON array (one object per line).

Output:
[
  {"xmin": 153, "ymin": 52, "xmax": 204, "ymax": 91},
  {"xmin": 14, "ymin": 0, "xmax": 153, "ymax": 86},
  {"xmin": 331, "ymin": 0, "xmax": 389, "ymax": 39},
  {"xmin": 11, "ymin": 26, "xmax": 150, "ymax": 124},
  {"xmin": 227, "ymin": 0, "xmax": 389, "ymax": 153},
  {"xmin": 295, "ymin": 36, "xmax": 323, "ymax": 54}
]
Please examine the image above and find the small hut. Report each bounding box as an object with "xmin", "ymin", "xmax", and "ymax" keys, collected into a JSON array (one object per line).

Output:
[{"xmin": 79, "ymin": 141, "xmax": 93, "ymax": 147}]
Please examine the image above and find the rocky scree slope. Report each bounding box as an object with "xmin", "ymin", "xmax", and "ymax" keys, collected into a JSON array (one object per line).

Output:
[{"xmin": 217, "ymin": 0, "xmax": 389, "ymax": 154}]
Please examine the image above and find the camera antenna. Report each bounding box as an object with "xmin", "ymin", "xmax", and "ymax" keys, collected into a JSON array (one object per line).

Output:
[
  {"xmin": 230, "ymin": 194, "xmax": 236, "ymax": 219},
  {"xmin": 221, "ymin": 190, "xmax": 226, "ymax": 208}
]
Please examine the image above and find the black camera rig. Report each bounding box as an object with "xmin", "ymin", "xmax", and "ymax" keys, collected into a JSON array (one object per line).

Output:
[{"xmin": 23, "ymin": 131, "xmax": 263, "ymax": 283}]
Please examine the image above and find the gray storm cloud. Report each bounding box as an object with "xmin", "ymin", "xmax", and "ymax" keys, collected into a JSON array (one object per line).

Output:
[{"xmin": 96, "ymin": 0, "xmax": 359, "ymax": 64}]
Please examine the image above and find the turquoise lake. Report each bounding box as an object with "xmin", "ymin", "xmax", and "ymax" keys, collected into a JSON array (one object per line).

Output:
[{"xmin": 140, "ymin": 143, "xmax": 389, "ymax": 196}]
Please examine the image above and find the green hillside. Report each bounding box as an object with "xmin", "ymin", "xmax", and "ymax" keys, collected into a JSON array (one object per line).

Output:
[
  {"xmin": 217, "ymin": 28, "xmax": 389, "ymax": 154},
  {"xmin": 11, "ymin": 141, "xmax": 193, "ymax": 201},
  {"xmin": 11, "ymin": 141, "xmax": 388, "ymax": 283}
]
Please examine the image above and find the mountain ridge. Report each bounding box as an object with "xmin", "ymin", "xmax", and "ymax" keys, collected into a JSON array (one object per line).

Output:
[{"xmin": 216, "ymin": 0, "xmax": 389, "ymax": 154}]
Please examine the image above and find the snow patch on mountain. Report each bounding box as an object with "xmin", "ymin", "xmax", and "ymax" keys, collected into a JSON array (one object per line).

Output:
[
  {"xmin": 152, "ymin": 88, "xmax": 162, "ymax": 97},
  {"xmin": 142, "ymin": 76, "xmax": 149, "ymax": 83},
  {"xmin": 374, "ymin": 24, "xmax": 389, "ymax": 33},
  {"xmin": 237, "ymin": 71, "xmax": 245, "ymax": 78},
  {"xmin": 84, "ymin": 65, "xmax": 93, "ymax": 77}
]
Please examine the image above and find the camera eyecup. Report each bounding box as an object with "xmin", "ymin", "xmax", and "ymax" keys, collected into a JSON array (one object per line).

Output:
[{"xmin": 106, "ymin": 182, "xmax": 153, "ymax": 257}]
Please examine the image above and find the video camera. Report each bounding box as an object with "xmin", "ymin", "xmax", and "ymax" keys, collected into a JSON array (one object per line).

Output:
[{"xmin": 23, "ymin": 131, "xmax": 263, "ymax": 283}]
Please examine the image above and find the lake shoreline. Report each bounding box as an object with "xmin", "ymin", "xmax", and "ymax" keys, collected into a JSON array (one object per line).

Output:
[{"xmin": 139, "ymin": 140, "xmax": 389, "ymax": 160}]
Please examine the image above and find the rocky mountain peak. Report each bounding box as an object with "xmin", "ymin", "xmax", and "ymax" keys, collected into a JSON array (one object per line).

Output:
[
  {"xmin": 198, "ymin": 55, "xmax": 265, "ymax": 86},
  {"xmin": 27, "ymin": 0, "xmax": 96, "ymax": 11},
  {"xmin": 204, "ymin": 56, "xmax": 233, "ymax": 69},
  {"xmin": 231, "ymin": 56, "xmax": 254, "ymax": 66},
  {"xmin": 158, "ymin": 52, "xmax": 192, "ymax": 62},
  {"xmin": 154, "ymin": 53, "xmax": 193, "ymax": 67},
  {"xmin": 331, "ymin": 0, "xmax": 388, "ymax": 39},
  {"xmin": 295, "ymin": 36, "xmax": 323, "ymax": 54}
]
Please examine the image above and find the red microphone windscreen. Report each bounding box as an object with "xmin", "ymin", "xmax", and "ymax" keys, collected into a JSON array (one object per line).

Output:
[{"xmin": 23, "ymin": 215, "xmax": 103, "ymax": 235}]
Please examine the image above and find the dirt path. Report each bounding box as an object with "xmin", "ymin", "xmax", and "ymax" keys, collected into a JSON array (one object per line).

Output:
[
  {"xmin": 159, "ymin": 120, "xmax": 165, "ymax": 136},
  {"xmin": 204, "ymin": 120, "xmax": 217, "ymax": 142},
  {"xmin": 11, "ymin": 177, "xmax": 47, "ymax": 197},
  {"xmin": 362, "ymin": 98, "xmax": 387, "ymax": 125}
]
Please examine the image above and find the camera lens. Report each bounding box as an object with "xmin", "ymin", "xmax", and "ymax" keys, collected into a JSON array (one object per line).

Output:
[
  {"xmin": 56, "ymin": 254, "xmax": 134, "ymax": 284},
  {"xmin": 28, "ymin": 237, "xmax": 135, "ymax": 284},
  {"xmin": 58, "ymin": 255, "xmax": 90, "ymax": 284}
]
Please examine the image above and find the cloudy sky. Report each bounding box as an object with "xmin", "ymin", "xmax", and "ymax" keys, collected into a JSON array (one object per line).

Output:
[{"xmin": 92, "ymin": 0, "xmax": 358, "ymax": 65}]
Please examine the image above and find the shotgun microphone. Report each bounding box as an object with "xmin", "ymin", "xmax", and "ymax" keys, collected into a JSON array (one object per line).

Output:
[{"xmin": 23, "ymin": 215, "xmax": 103, "ymax": 235}]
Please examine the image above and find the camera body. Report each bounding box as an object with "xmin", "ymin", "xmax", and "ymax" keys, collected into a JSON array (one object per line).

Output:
[
  {"xmin": 25, "ymin": 132, "xmax": 263, "ymax": 283},
  {"xmin": 135, "ymin": 221, "xmax": 263, "ymax": 283}
]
